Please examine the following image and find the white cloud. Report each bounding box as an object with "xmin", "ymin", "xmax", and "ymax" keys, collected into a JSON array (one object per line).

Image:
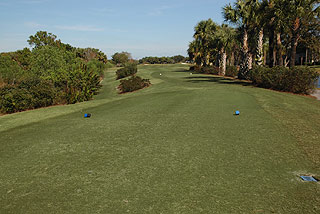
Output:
[
  {"xmin": 25, "ymin": 22, "xmax": 46, "ymax": 28},
  {"xmin": 91, "ymin": 8, "xmax": 115, "ymax": 14},
  {"xmin": 55, "ymin": 25, "xmax": 104, "ymax": 32},
  {"xmin": 147, "ymin": 5, "xmax": 173, "ymax": 16}
]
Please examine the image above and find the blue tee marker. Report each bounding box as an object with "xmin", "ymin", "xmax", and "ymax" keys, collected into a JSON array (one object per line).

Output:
[
  {"xmin": 235, "ymin": 111, "xmax": 240, "ymax": 115},
  {"xmin": 84, "ymin": 113, "xmax": 91, "ymax": 118},
  {"xmin": 300, "ymin": 176, "xmax": 318, "ymax": 182}
]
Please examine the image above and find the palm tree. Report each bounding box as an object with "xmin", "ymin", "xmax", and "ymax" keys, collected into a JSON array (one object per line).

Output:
[
  {"xmin": 214, "ymin": 24, "xmax": 236, "ymax": 75},
  {"xmin": 260, "ymin": 0, "xmax": 290, "ymax": 67},
  {"xmin": 188, "ymin": 41, "xmax": 199, "ymax": 64},
  {"xmin": 193, "ymin": 19, "xmax": 218, "ymax": 66},
  {"xmin": 283, "ymin": 0, "xmax": 319, "ymax": 68},
  {"xmin": 248, "ymin": 0, "xmax": 265, "ymax": 66},
  {"xmin": 223, "ymin": 0, "xmax": 257, "ymax": 79}
]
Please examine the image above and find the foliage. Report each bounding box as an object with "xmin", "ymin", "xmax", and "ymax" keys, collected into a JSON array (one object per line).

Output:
[
  {"xmin": 139, "ymin": 55, "xmax": 187, "ymax": 64},
  {"xmin": 30, "ymin": 46, "xmax": 69, "ymax": 86},
  {"xmin": 2, "ymin": 48, "xmax": 32, "ymax": 70},
  {"xmin": 249, "ymin": 66, "xmax": 319, "ymax": 94},
  {"xmin": 0, "ymin": 77, "xmax": 55, "ymax": 113},
  {"xmin": 76, "ymin": 48, "xmax": 108, "ymax": 63},
  {"xmin": 65, "ymin": 63, "xmax": 102, "ymax": 104},
  {"xmin": 118, "ymin": 75, "xmax": 150, "ymax": 93},
  {"xmin": 225, "ymin": 65, "xmax": 238, "ymax": 77},
  {"xmin": 112, "ymin": 52, "xmax": 131, "ymax": 66},
  {"xmin": 0, "ymin": 55, "xmax": 24, "ymax": 85},
  {"xmin": 87, "ymin": 59, "xmax": 107, "ymax": 78},
  {"xmin": 0, "ymin": 31, "xmax": 107, "ymax": 114},
  {"xmin": 116, "ymin": 63, "xmax": 138, "ymax": 79},
  {"xmin": 190, "ymin": 65, "xmax": 219, "ymax": 75},
  {"xmin": 28, "ymin": 31, "xmax": 62, "ymax": 49},
  {"xmin": 171, "ymin": 55, "xmax": 187, "ymax": 63}
]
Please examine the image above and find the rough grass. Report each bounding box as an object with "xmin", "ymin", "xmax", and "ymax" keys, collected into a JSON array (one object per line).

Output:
[{"xmin": 0, "ymin": 64, "xmax": 320, "ymax": 213}]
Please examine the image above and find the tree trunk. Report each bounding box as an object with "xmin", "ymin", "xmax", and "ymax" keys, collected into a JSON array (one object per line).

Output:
[
  {"xmin": 256, "ymin": 28, "xmax": 264, "ymax": 66},
  {"xmin": 290, "ymin": 18, "xmax": 300, "ymax": 68},
  {"xmin": 276, "ymin": 32, "xmax": 283, "ymax": 66},
  {"xmin": 248, "ymin": 53, "xmax": 253, "ymax": 70},
  {"xmin": 305, "ymin": 48, "xmax": 308, "ymax": 64},
  {"xmin": 219, "ymin": 48, "xmax": 227, "ymax": 76},
  {"xmin": 222, "ymin": 51, "xmax": 227, "ymax": 76},
  {"xmin": 268, "ymin": 28, "xmax": 275, "ymax": 67},
  {"xmin": 239, "ymin": 29, "xmax": 249, "ymax": 79},
  {"xmin": 230, "ymin": 51, "xmax": 235, "ymax": 66},
  {"xmin": 263, "ymin": 47, "xmax": 267, "ymax": 65}
]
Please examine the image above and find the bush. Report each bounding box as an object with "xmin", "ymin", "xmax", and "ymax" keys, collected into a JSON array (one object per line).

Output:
[
  {"xmin": 189, "ymin": 65, "xmax": 201, "ymax": 72},
  {"xmin": 189, "ymin": 65, "xmax": 219, "ymax": 74},
  {"xmin": 0, "ymin": 55, "xmax": 24, "ymax": 85},
  {"xmin": 249, "ymin": 66, "xmax": 319, "ymax": 94},
  {"xmin": 30, "ymin": 46, "xmax": 68, "ymax": 85},
  {"xmin": 0, "ymin": 77, "xmax": 56, "ymax": 113},
  {"xmin": 65, "ymin": 62, "xmax": 102, "ymax": 104},
  {"xmin": 87, "ymin": 59, "xmax": 106, "ymax": 78},
  {"xmin": 19, "ymin": 77, "xmax": 56, "ymax": 108},
  {"xmin": 284, "ymin": 66, "xmax": 319, "ymax": 94},
  {"xmin": 201, "ymin": 66, "xmax": 220, "ymax": 74},
  {"xmin": 0, "ymin": 86, "xmax": 32, "ymax": 113},
  {"xmin": 116, "ymin": 63, "xmax": 137, "ymax": 79},
  {"xmin": 225, "ymin": 65, "xmax": 238, "ymax": 77},
  {"xmin": 118, "ymin": 76, "xmax": 151, "ymax": 93}
]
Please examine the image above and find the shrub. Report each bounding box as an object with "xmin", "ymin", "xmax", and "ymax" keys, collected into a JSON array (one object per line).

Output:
[
  {"xmin": 116, "ymin": 63, "xmax": 138, "ymax": 79},
  {"xmin": 284, "ymin": 66, "xmax": 319, "ymax": 94},
  {"xmin": 189, "ymin": 65, "xmax": 219, "ymax": 74},
  {"xmin": 189, "ymin": 65, "xmax": 201, "ymax": 72},
  {"xmin": 118, "ymin": 76, "xmax": 151, "ymax": 93},
  {"xmin": 0, "ymin": 86, "xmax": 32, "ymax": 113},
  {"xmin": 65, "ymin": 63, "xmax": 102, "ymax": 104},
  {"xmin": 0, "ymin": 77, "xmax": 55, "ymax": 113},
  {"xmin": 87, "ymin": 59, "xmax": 106, "ymax": 78},
  {"xmin": 112, "ymin": 52, "xmax": 131, "ymax": 66},
  {"xmin": 225, "ymin": 65, "xmax": 238, "ymax": 77},
  {"xmin": 30, "ymin": 46, "xmax": 68, "ymax": 84},
  {"xmin": 19, "ymin": 77, "xmax": 56, "ymax": 108},
  {"xmin": 201, "ymin": 66, "xmax": 220, "ymax": 74},
  {"xmin": 249, "ymin": 66, "xmax": 319, "ymax": 94},
  {"xmin": 0, "ymin": 55, "xmax": 24, "ymax": 85}
]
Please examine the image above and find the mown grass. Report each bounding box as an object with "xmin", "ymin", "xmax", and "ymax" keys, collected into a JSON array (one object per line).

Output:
[{"xmin": 0, "ymin": 64, "xmax": 320, "ymax": 213}]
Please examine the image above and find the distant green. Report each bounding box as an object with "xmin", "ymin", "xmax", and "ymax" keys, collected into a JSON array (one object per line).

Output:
[{"xmin": 1, "ymin": 64, "xmax": 319, "ymax": 213}]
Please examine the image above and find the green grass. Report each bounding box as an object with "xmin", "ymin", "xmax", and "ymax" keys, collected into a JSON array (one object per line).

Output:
[{"xmin": 1, "ymin": 64, "xmax": 320, "ymax": 213}]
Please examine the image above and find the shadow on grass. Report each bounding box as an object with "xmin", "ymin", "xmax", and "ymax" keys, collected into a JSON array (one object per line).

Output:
[
  {"xmin": 174, "ymin": 69, "xmax": 192, "ymax": 73},
  {"xmin": 184, "ymin": 76, "xmax": 252, "ymax": 86}
]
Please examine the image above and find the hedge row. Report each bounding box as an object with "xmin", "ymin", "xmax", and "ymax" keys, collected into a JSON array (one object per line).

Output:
[
  {"xmin": 189, "ymin": 65, "xmax": 238, "ymax": 77},
  {"xmin": 0, "ymin": 77, "xmax": 56, "ymax": 113},
  {"xmin": 189, "ymin": 65, "xmax": 220, "ymax": 75},
  {"xmin": 249, "ymin": 66, "xmax": 319, "ymax": 94}
]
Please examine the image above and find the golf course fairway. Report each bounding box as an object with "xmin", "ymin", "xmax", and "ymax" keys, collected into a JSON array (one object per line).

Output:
[{"xmin": 1, "ymin": 64, "xmax": 320, "ymax": 213}]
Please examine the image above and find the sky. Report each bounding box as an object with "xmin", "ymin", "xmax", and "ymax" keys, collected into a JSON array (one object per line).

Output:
[{"xmin": 0, "ymin": 0, "xmax": 234, "ymax": 59}]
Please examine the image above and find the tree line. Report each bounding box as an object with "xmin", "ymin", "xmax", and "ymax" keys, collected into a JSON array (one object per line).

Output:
[
  {"xmin": 110, "ymin": 52, "xmax": 187, "ymax": 66},
  {"xmin": 0, "ymin": 31, "xmax": 111, "ymax": 114},
  {"xmin": 139, "ymin": 55, "xmax": 187, "ymax": 64},
  {"xmin": 188, "ymin": 0, "xmax": 320, "ymax": 80}
]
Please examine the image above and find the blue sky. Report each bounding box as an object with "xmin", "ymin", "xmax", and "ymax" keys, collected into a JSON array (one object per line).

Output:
[{"xmin": 0, "ymin": 0, "xmax": 233, "ymax": 59}]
